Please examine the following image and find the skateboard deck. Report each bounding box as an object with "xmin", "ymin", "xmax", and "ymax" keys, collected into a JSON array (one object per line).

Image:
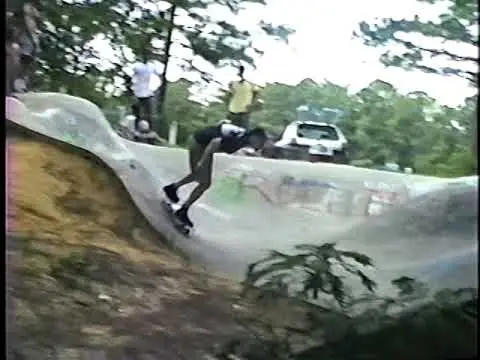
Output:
[{"xmin": 161, "ymin": 200, "xmax": 192, "ymax": 236}]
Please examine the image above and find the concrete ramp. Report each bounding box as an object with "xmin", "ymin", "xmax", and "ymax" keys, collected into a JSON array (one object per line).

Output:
[{"xmin": 6, "ymin": 93, "xmax": 478, "ymax": 290}]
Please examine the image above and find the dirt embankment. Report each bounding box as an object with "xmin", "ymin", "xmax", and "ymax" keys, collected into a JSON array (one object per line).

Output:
[{"xmin": 7, "ymin": 135, "xmax": 250, "ymax": 359}]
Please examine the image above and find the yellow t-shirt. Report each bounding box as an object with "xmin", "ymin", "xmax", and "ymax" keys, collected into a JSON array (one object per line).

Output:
[{"xmin": 228, "ymin": 81, "xmax": 259, "ymax": 114}]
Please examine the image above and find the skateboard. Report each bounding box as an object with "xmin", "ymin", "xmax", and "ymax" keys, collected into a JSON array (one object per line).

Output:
[{"xmin": 161, "ymin": 200, "xmax": 192, "ymax": 236}]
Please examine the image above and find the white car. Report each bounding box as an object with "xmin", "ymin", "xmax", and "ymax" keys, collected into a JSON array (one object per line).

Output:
[{"xmin": 274, "ymin": 121, "xmax": 349, "ymax": 163}]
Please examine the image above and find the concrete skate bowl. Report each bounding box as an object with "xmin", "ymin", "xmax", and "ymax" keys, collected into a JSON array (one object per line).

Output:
[{"xmin": 6, "ymin": 92, "xmax": 478, "ymax": 291}]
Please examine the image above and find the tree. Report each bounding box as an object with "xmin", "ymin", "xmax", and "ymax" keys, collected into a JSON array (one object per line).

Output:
[
  {"xmin": 216, "ymin": 243, "xmax": 476, "ymax": 360},
  {"xmin": 248, "ymin": 78, "xmax": 475, "ymax": 176},
  {"xmin": 162, "ymin": 79, "xmax": 206, "ymax": 145},
  {"xmin": 35, "ymin": 0, "xmax": 293, "ymax": 135},
  {"xmin": 355, "ymin": 0, "xmax": 478, "ymax": 157},
  {"xmin": 356, "ymin": 0, "xmax": 478, "ymax": 86},
  {"xmin": 251, "ymin": 80, "xmax": 354, "ymax": 135}
]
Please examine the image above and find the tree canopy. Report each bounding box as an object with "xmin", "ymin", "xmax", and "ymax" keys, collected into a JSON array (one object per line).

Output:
[
  {"xmin": 28, "ymin": 0, "xmax": 476, "ymax": 177},
  {"xmin": 34, "ymin": 0, "xmax": 293, "ymax": 99},
  {"xmin": 355, "ymin": 0, "xmax": 478, "ymax": 157},
  {"xmin": 356, "ymin": 0, "xmax": 478, "ymax": 86}
]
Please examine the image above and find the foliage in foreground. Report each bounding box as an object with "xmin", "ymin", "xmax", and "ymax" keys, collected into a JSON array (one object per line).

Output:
[{"xmin": 216, "ymin": 243, "xmax": 477, "ymax": 360}]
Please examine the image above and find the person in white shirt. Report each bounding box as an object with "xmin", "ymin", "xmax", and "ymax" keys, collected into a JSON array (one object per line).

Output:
[
  {"xmin": 6, "ymin": 21, "xmax": 22, "ymax": 95},
  {"xmin": 130, "ymin": 54, "xmax": 162, "ymax": 129},
  {"xmin": 7, "ymin": 1, "xmax": 41, "ymax": 93}
]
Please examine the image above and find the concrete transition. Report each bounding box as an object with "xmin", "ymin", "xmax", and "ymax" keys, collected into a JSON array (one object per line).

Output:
[{"xmin": 6, "ymin": 93, "xmax": 478, "ymax": 293}]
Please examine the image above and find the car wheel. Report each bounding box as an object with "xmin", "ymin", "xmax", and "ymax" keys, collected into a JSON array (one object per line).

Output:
[{"xmin": 335, "ymin": 149, "xmax": 349, "ymax": 164}]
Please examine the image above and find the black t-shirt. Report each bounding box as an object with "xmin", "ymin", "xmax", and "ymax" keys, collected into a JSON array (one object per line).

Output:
[{"xmin": 194, "ymin": 123, "xmax": 248, "ymax": 154}]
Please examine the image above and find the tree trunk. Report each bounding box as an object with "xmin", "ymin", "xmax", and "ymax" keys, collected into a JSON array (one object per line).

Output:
[{"xmin": 156, "ymin": 5, "xmax": 176, "ymax": 138}]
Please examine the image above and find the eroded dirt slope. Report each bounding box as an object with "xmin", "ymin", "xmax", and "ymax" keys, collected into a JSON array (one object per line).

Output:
[{"xmin": 6, "ymin": 136, "xmax": 250, "ymax": 359}]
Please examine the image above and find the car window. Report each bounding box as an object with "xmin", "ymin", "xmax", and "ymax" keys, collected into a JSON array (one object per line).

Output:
[{"xmin": 297, "ymin": 124, "xmax": 339, "ymax": 140}]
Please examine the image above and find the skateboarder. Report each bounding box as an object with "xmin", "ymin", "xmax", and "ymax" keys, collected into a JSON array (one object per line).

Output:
[{"xmin": 163, "ymin": 123, "xmax": 268, "ymax": 227}]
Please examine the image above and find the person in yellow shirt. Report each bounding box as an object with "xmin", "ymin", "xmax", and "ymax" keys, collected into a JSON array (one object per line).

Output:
[{"xmin": 226, "ymin": 65, "xmax": 261, "ymax": 129}]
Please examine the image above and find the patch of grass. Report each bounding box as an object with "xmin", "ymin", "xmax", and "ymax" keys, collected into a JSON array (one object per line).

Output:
[{"xmin": 50, "ymin": 250, "xmax": 96, "ymax": 290}]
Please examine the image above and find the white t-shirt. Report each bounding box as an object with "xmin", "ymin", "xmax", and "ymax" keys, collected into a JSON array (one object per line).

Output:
[{"xmin": 132, "ymin": 62, "xmax": 162, "ymax": 98}]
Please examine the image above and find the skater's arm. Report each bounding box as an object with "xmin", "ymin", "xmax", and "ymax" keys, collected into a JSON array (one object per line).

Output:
[{"xmin": 196, "ymin": 138, "xmax": 221, "ymax": 169}]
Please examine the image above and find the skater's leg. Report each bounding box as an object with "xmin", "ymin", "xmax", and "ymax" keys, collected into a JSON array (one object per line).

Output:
[
  {"xmin": 174, "ymin": 182, "xmax": 209, "ymax": 228},
  {"xmin": 163, "ymin": 137, "xmax": 204, "ymax": 203},
  {"xmin": 182, "ymin": 182, "xmax": 210, "ymax": 209},
  {"xmin": 177, "ymin": 156, "xmax": 212, "ymax": 217},
  {"xmin": 172, "ymin": 137, "xmax": 203, "ymax": 188},
  {"xmin": 175, "ymin": 153, "xmax": 213, "ymax": 227}
]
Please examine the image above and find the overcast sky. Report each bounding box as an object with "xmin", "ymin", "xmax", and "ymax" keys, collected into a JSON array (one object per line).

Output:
[{"xmin": 97, "ymin": 0, "xmax": 477, "ymax": 106}]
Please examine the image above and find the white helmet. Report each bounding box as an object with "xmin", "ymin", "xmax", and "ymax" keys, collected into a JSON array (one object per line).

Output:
[{"xmin": 137, "ymin": 120, "xmax": 150, "ymax": 131}]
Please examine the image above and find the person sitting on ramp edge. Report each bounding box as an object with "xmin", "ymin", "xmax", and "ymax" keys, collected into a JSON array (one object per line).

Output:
[
  {"xmin": 133, "ymin": 120, "xmax": 164, "ymax": 145},
  {"xmin": 163, "ymin": 123, "xmax": 268, "ymax": 227}
]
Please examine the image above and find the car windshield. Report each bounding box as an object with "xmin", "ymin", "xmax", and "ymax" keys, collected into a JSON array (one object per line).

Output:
[{"xmin": 297, "ymin": 124, "xmax": 339, "ymax": 140}]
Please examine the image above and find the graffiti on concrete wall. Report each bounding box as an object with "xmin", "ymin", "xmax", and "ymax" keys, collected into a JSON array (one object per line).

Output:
[
  {"xmin": 213, "ymin": 175, "xmax": 246, "ymax": 203},
  {"xmin": 362, "ymin": 180, "xmax": 405, "ymax": 216},
  {"xmin": 211, "ymin": 166, "xmax": 407, "ymax": 216}
]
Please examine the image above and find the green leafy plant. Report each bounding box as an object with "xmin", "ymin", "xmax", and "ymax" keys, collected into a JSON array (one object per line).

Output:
[
  {"xmin": 217, "ymin": 243, "xmax": 477, "ymax": 360},
  {"xmin": 243, "ymin": 243, "xmax": 376, "ymax": 307}
]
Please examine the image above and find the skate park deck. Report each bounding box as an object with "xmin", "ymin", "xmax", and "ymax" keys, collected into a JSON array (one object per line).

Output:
[{"xmin": 6, "ymin": 93, "xmax": 478, "ymax": 293}]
